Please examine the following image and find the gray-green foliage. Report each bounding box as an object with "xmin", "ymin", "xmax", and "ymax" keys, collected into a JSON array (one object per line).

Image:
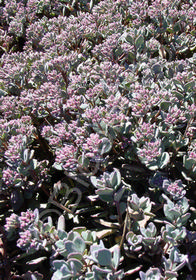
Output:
[{"xmin": 1, "ymin": 0, "xmax": 196, "ymax": 279}]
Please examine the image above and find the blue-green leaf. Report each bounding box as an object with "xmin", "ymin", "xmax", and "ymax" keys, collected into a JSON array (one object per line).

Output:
[{"xmin": 96, "ymin": 248, "xmax": 112, "ymax": 267}]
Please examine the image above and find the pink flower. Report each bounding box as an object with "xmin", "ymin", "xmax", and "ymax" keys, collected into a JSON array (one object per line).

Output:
[{"xmin": 55, "ymin": 144, "xmax": 78, "ymax": 170}]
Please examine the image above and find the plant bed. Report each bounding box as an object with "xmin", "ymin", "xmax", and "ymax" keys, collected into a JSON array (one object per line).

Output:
[{"xmin": 0, "ymin": 0, "xmax": 196, "ymax": 279}]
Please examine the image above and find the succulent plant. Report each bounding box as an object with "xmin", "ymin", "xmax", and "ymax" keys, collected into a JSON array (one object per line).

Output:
[
  {"xmin": 1, "ymin": 0, "xmax": 196, "ymax": 278},
  {"xmin": 90, "ymin": 168, "xmax": 123, "ymax": 203},
  {"xmin": 163, "ymin": 194, "xmax": 191, "ymax": 227},
  {"xmin": 126, "ymin": 231, "xmax": 143, "ymax": 252},
  {"xmin": 139, "ymin": 268, "xmax": 164, "ymax": 280}
]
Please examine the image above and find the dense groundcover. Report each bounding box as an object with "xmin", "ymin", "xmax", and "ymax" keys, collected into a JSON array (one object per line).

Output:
[{"xmin": 0, "ymin": 0, "xmax": 196, "ymax": 279}]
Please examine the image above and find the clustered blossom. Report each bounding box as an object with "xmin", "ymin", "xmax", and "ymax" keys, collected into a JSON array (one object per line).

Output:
[
  {"xmin": 146, "ymin": 38, "xmax": 161, "ymax": 53},
  {"xmin": 91, "ymin": 0, "xmax": 122, "ymax": 36},
  {"xmin": 17, "ymin": 230, "xmax": 32, "ymax": 249},
  {"xmin": 17, "ymin": 229, "xmax": 36, "ymax": 251},
  {"xmin": 20, "ymin": 81, "xmax": 63, "ymax": 118},
  {"xmin": 0, "ymin": 96, "xmax": 20, "ymax": 119},
  {"xmin": 19, "ymin": 210, "xmax": 36, "ymax": 229},
  {"xmin": 163, "ymin": 105, "xmax": 186, "ymax": 126},
  {"xmin": 4, "ymin": 209, "xmax": 36, "ymax": 233},
  {"xmin": 5, "ymin": 116, "xmax": 35, "ymax": 136},
  {"xmin": 41, "ymin": 122, "xmax": 70, "ymax": 147},
  {"xmin": 137, "ymin": 139, "xmax": 162, "ymax": 165},
  {"xmin": 162, "ymin": 179, "xmax": 186, "ymax": 200},
  {"xmin": 82, "ymin": 133, "xmax": 102, "ymax": 158},
  {"xmin": 127, "ymin": 0, "xmax": 148, "ymax": 25},
  {"xmin": 5, "ymin": 209, "xmax": 59, "ymax": 252},
  {"xmin": 2, "ymin": 168, "xmax": 22, "ymax": 187},
  {"xmin": 55, "ymin": 144, "xmax": 78, "ymax": 171},
  {"xmin": 4, "ymin": 213, "xmax": 20, "ymax": 232},
  {"xmin": 0, "ymin": 29, "xmax": 13, "ymax": 51},
  {"xmin": 4, "ymin": 134, "xmax": 26, "ymax": 166},
  {"xmin": 130, "ymin": 84, "xmax": 159, "ymax": 116},
  {"xmin": 92, "ymin": 33, "xmax": 121, "ymax": 61},
  {"xmin": 132, "ymin": 122, "xmax": 156, "ymax": 143},
  {"xmin": 83, "ymin": 93, "xmax": 129, "ymax": 128},
  {"xmin": 185, "ymin": 126, "xmax": 196, "ymax": 139}
]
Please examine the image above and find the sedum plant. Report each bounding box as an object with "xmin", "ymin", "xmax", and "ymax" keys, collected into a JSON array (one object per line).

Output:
[{"xmin": 0, "ymin": 0, "xmax": 196, "ymax": 279}]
